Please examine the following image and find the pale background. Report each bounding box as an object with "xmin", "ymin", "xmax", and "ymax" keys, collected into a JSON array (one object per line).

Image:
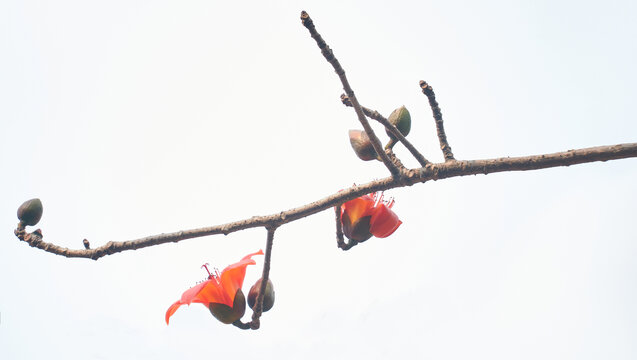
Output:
[{"xmin": 1, "ymin": 1, "xmax": 636, "ymax": 359}]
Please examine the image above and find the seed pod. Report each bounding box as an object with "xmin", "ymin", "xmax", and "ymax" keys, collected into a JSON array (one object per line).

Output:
[
  {"xmin": 17, "ymin": 198, "xmax": 43, "ymax": 226},
  {"xmin": 348, "ymin": 130, "xmax": 377, "ymax": 161},
  {"xmin": 247, "ymin": 278, "xmax": 275, "ymax": 312},
  {"xmin": 208, "ymin": 289, "xmax": 246, "ymax": 324}
]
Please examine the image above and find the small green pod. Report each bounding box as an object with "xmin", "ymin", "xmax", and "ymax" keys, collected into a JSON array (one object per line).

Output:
[
  {"xmin": 247, "ymin": 278, "xmax": 275, "ymax": 312},
  {"xmin": 17, "ymin": 198, "xmax": 43, "ymax": 226}
]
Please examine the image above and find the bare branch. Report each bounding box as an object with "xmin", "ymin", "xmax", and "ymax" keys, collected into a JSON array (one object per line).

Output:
[
  {"xmin": 249, "ymin": 226, "xmax": 276, "ymax": 329},
  {"xmin": 14, "ymin": 143, "xmax": 637, "ymax": 259},
  {"xmin": 300, "ymin": 11, "xmax": 401, "ymax": 176},
  {"xmin": 420, "ymin": 80, "xmax": 455, "ymax": 161},
  {"xmin": 341, "ymin": 94, "xmax": 430, "ymax": 167}
]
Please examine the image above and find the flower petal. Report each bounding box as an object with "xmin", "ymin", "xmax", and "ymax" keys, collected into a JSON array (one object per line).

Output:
[
  {"xmin": 219, "ymin": 250, "xmax": 264, "ymax": 306},
  {"xmin": 370, "ymin": 203, "xmax": 402, "ymax": 238},
  {"xmin": 194, "ymin": 279, "xmax": 232, "ymax": 306},
  {"xmin": 341, "ymin": 194, "xmax": 375, "ymax": 225},
  {"xmin": 165, "ymin": 279, "xmax": 227, "ymax": 324},
  {"xmin": 165, "ymin": 301, "xmax": 182, "ymax": 325}
]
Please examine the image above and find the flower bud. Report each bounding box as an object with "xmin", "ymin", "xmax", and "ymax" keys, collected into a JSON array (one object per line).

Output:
[
  {"xmin": 386, "ymin": 106, "xmax": 411, "ymax": 140},
  {"xmin": 208, "ymin": 289, "xmax": 246, "ymax": 324},
  {"xmin": 17, "ymin": 198, "xmax": 43, "ymax": 226},
  {"xmin": 247, "ymin": 278, "xmax": 275, "ymax": 312},
  {"xmin": 348, "ymin": 130, "xmax": 377, "ymax": 161}
]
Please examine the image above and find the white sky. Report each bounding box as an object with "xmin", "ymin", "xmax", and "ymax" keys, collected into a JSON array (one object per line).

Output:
[{"xmin": 1, "ymin": 1, "xmax": 636, "ymax": 359}]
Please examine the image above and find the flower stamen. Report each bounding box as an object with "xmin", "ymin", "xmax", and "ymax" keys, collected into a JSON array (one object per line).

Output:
[
  {"xmin": 201, "ymin": 263, "xmax": 213, "ymax": 279},
  {"xmin": 201, "ymin": 263, "xmax": 222, "ymax": 284}
]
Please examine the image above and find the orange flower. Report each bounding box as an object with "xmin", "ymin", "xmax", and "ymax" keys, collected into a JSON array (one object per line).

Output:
[
  {"xmin": 341, "ymin": 192, "xmax": 402, "ymax": 242},
  {"xmin": 165, "ymin": 250, "xmax": 263, "ymax": 325}
]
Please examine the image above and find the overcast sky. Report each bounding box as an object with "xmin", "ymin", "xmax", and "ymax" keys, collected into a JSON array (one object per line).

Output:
[{"xmin": 1, "ymin": 1, "xmax": 636, "ymax": 359}]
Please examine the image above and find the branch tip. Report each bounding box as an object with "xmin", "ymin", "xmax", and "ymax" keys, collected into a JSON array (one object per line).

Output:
[
  {"xmin": 420, "ymin": 80, "xmax": 455, "ymax": 161},
  {"xmin": 301, "ymin": 12, "xmax": 399, "ymax": 175}
]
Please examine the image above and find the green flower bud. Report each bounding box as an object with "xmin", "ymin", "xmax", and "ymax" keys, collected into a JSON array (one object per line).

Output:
[
  {"xmin": 348, "ymin": 130, "xmax": 377, "ymax": 161},
  {"xmin": 247, "ymin": 278, "xmax": 275, "ymax": 312},
  {"xmin": 17, "ymin": 198, "xmax": 43, "ymax": 226},
  {"xmin": 208, "ymin": 289, "xmax": 246, "ymax": 324},
  {"xmin": 386, "ymin": 106, "xmax": 411, "ymax": 139}
]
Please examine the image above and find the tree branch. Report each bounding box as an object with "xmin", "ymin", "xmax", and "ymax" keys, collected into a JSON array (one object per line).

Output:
[
  {"xmin": 249, "ymin": 226, "xmax": 276, "ymax": 329},
  {"xmin": 14, "ymin": 143, "xmax": 637, "ymax": 259},
  {"xmin": 300, "ymin": 11, "xmax": 401, "ymax": 176},
  {"xmin": 420, "ymin": 80, "xmax": 455, "ymax": 161}
]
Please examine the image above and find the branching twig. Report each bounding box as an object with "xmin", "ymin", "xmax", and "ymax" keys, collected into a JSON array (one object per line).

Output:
[
  {"xmin": 341, "ymin": 94, "xmax": 430, "ymax": 167},
  {"xmin": 420, "ymin": 80, "xmax": 455, "ymax": 161},
  {"xmin": 14, "ymin": 143, "xmax": 637, "ymax": 259},
  {"xmin": 300, "ymin": 11, "xmax": 401, "ymax": 176}
]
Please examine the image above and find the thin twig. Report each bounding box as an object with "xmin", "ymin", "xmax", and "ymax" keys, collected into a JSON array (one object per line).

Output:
[
  {"xmin": 341, "ymin": 94, "xmax": 430, "ymax": 167},
  {"xmin": 249, "ymin": 226, "xmax": 276, "ymax": 329},
  {"xmin": 300, "ymin": 11, "xmax": 400, "ymax": 176},
  {"xmin": 13, "ymin": 143, "xmax": 637, "ymax": 259},
  {"xmin": 420, "ymin": 80, "xmax": 455, "ymax": 161},
  {"xmin": 232, "ymin": 320, "xmax": 251, "ymax": 329},
  {"xmin": 335, "ymin": 204, "xmax": 357, "ymax": 250}
]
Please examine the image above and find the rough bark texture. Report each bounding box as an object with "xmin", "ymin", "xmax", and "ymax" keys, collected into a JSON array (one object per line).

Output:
[{"xmin": 14, "ymin": 142, "xmax": 637, "ymax": 260}]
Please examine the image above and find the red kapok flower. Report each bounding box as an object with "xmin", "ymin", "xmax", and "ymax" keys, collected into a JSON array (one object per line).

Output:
[
  {"xmin": 165, "ymin": 250, "xmax": 263, "ymax": 325},
  {"xmin": 341, "ymin": 192, "xmax": 402, "ymax": 242}
]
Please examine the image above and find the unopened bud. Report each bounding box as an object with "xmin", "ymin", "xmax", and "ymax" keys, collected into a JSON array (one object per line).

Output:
[
  {"xmin": 17, "ymin": 198, "xmax": 43, "ymax": 226},
  {"xmin": 247, "ymin": 278, "xmax": 275, "ymax": 312},
  {"xmin": 348, "ymin": 130, "xmax": 377, "ymax": 161},
  {"xmin": 386, "ymin": 106, "xmax": 411, "ymax": 140},
  {"xmin": 208, "ymin": 289, "xmax": 246, "ymax": 324}
]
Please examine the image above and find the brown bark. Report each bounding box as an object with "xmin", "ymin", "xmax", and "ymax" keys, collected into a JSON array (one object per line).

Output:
[{"xmin": 14, "ymin": 142, "xmax": 637, "ymax": 260}]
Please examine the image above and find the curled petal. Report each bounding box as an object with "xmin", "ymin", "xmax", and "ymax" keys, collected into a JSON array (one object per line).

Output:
[
  {"xmin": 220, "ymin": 250, "xmax": 264, "ymax": 304},
  {"xmin": 165, "ymin": 301, "xmax": 182, "ymax": 325},
  {"xmin": 370, "ymin": 203, "xmax": 402, "ymax": 238}
]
